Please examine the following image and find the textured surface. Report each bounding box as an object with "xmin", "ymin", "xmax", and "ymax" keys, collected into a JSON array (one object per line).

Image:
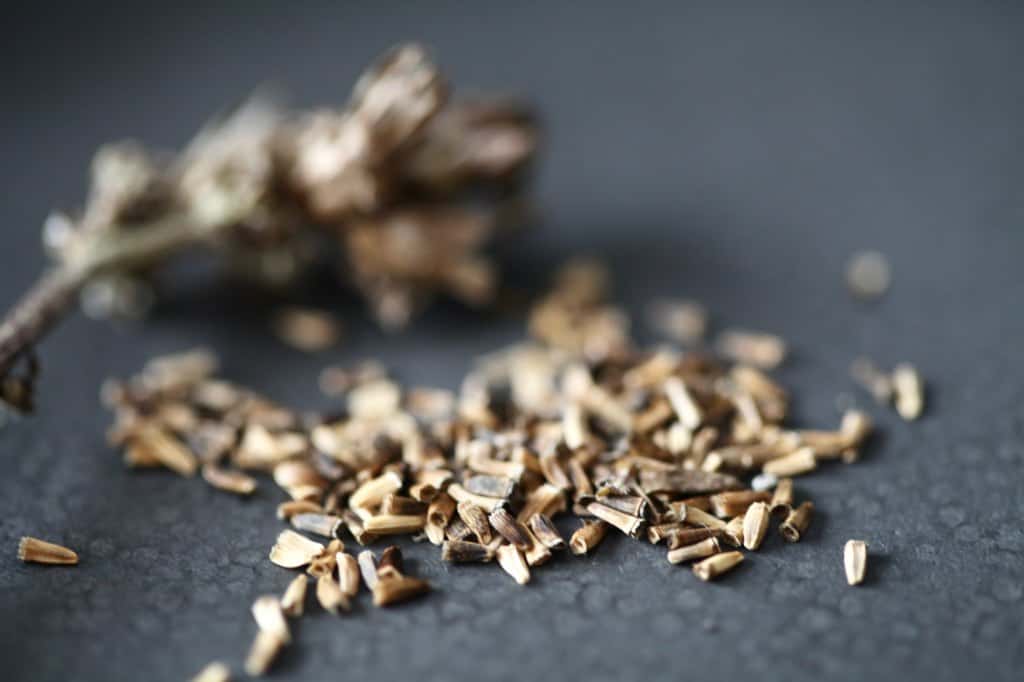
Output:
[{"xmin": 2, "ymin": 2, "xmax": 1024, "ymax": 680}]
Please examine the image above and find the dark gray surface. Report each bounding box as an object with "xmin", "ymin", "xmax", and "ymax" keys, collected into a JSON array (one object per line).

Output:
[{"xmin": 2, "ymin": 2, "xmax": 1023, "ymax": 680}]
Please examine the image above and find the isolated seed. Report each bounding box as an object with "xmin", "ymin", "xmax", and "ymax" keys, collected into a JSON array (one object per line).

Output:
[
  {"xmin": 844, "ymin": 539, "xmax": 868, "ymax": 585},
  {"xmin": 372, "ymin": 574, "xmax": 431, "ymax": 606},
  {"xmin": 770, "ymin": 478, "xmax": 794, "ymax": 513},
  {"xmin": 337, "ymin": 552, "xmax": 360, "ymax": 598},
  {"xmin": 495, "ymin": 544, "xmax": 531, "ymax": 585},
  {"xmin": 892, "ymin": 363, "xmax": 924, "ymax": 421},
  {"xmin": 569, "ymin": 521, "xmax": 608, "ymax": 555},
  {"xmin": 191, "ymin": 661, "xmax": 231, "ymax": 682},
  {"xmin": 280, "ymin": 574, "xmax": 308, "ymax": 617},
  {"xmin": 251, "ymin": 596, "xmax": 291, "ymax": 643},
  {"xmin": 244, "ymin": 630, "xmax": 284, "ymax": 677},
  {"xmin": 667, "ymin": 537, "xmax": 720, "ymax": 565},
  {"xmin": 762, "ymin": 447, "xmax": 817, "ymax": 477},
  {"xmin": 17, "ymin": 537, "xmax": 78, "ymax": 565},
  {"xmin": 780, "ymin": 501, "xmax": 814, "ymax": 542},
  {"xmin": 692, "ymin": 550, "xmax": 744, "ymax": 581},
  {"xmin": 269, "ymin": 530, "xmax": 324, "ymax": 569},
  {"xmin": 742, "ymin": 502, "xmax": 770, "ymax": 551},
  {"xmin": 316, "ymin": 574, "xmax": 349, "ymax": 614}
]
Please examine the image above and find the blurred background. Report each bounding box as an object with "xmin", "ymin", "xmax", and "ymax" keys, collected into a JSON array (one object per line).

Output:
[{"xmin": 1, "ymin": 2, "xmax": 1023, "ymax": 681}]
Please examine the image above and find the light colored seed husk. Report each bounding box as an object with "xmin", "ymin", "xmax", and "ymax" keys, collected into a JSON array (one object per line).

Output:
[
  {"xmin": 742, "ymin": 501, "xmax": 770, "ymax": 551},
  {"xmin": 316, "ymin": 574, "xmax": 350, "ymax": 614},
  {"xmin": 372, "ymin": 574, "xmax": 431, "ymax": 606},
  {"xmin": 780, "ymin": 501, "xmax": 814, "ymax": 542},
  {"xmin": 667, "ymin": 537, "xmax": 720, "ymax": 565},
  {"xmin": 269, "ymin": 530, "xmax": 325, "ymax": 568},
  {"xmin": 201, "ymin": 464, "xmax": 257, "ymax": 495},
  {"xmin": 280, "ymin": 574, "xmax": 308, "ymax": 617},
  {"xmin": 337, "ymin": 552, "xmax": 361, "ymax": 598},
  {"xmin": 251, "ymin": 595, "xmax": 291, "ymax": 643},
  {"xmin": 191, "ymin": 661, "xmax": 231, "ymax": 682},
  {"xmin": 892, "ymin": 363, "xmax": 924, "ymax": 421},
  {"xmin": 244, "ymin": 630, "xmax": 285, "ymax": 677},
  {"xmin": 495, "ymin": 543, "xmax": 531, "ymax": 585},
  {"xmin": 844, "ymin": 539, "xmax": 868, "ymax": 585},
  {"xmin": 762, "ymin": 446, "xmax": 817, "ymax": 477},
  {"xmin": 18, "ymin": 537, "xmax": 78, "ymax": 565},
  {"xmin": 569, "ymin": 521, "xmax": 608, "ymax": 555},
  {"xmin": 692, "ymin": 550, "xmax": 744, "ymax": 581}
]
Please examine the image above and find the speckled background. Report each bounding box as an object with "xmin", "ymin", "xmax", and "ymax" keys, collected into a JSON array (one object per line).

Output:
[{"xmin": 2, "ymin": 2, "xmax": 1023, "ymax": 680}]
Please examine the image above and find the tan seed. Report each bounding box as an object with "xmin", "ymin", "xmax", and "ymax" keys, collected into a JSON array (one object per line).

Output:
[
  {"xmin": 17, "ymin": 536, "xmax": 78, "ymax": 565},
  {"xmin": 844, "ymin": 539, "xmax": 868, "ymax": 585},
  {"xmin": 692, "ymin": 550, "xmax": 744, "ymax": 581}
]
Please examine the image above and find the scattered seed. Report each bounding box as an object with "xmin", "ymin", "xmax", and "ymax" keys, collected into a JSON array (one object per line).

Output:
[
  {"xmin": 844, "ymin": 539, "xmax": 868, "ymax": 585},
  {"xmin": 495, "ymin": 544, "xmax": 531, "ymax": 585},
  {"xmin": 892, "ymin": 363, "xmax": 924, "ymax": 421},
  {"xmin": 692, "ymin": 550, "xmax": 744, "ymax": 581},
  {"xmin": 489, "ymin": 507, "xmax": 533, "ymax": 550},
  {"xmin": 280, "ymin": 574, "xmax": 308, "ymax": 617},
  {"xmin": 201, "ymin": 464, "xmax": 257, "ymax": 496},
  {"xmin": 780, "ymin": 501, "xmax": 814, "ymax": 542},
  {"xmin": 585, "ymin": 501, "xmax": 644, "ymax": 538},
  {"xmin": 316, "ymin": 574, "xmax": 350, "ymax": 614},
  {"xmin": 251, "ymin": 596, "xmax": 291, "ymax": 643},
  {"xmin": 528, "ymin": 513, "xmax": 565, "ymax": 550},
  {"xmin": 667, "ymin": 537, "xmax": 720, "ymax": 565},
  {"xmin": 769, "ymin": 478, "xmax": 794, "ymax": 514},
  {"xmin": 742, "ymin": 502, "xmax": 770, "ymax": 551},
  {"xmin": 464, "ymin": 474, "xmax": 516, "ymax": 500},
  {"xmin": 709, "ymin": 490, "xmax": 772, "ymax": 518},
  {"xmin": 244, "ymin": 630, "xmax": 284, "ymax": 677},
  {"xmin": 337, "ymin": 552, "xmax": 361, "ymax": 598},
  {"xmin": 18, "ymin": 537, "xmax": 78, "ymax": 565},
  {"xmin": 191, "ymin": 661, "xmax": 231, "ymax": 682},
  {"xmin": 569, "ymin": 521, "xmax": 608, "ymax": 555},
  {"xmin": 372, "ymin": 574, "xmax": 430, "ymax": 606},
  {"xmin": 269, "ymin": 530, "xmax": 324, "ymax": 569}
]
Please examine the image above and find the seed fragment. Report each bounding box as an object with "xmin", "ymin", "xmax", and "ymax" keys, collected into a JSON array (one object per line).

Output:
[
  {"xmin": 17, "ymin": 537, "xmax": 78, "ymax": 565},
  {"xmin": 667, "ymin": 537, "xmax": 720, "ymax": 565},
  {"xmin": 528, "ymin": 513, "xmax": 566, "ymax": 550},
  {"xmin": 742, "ymin": 502, "xmax": 770, "ymax": 551},
  {"xmin": 134, "ymin": 424, "xmax": 198, "ymax": 476},
  {"xmin": 244, "ymin": 630, "xmax": 285, "ymax": 677},
  {"xmin": 201, "ymin": 464, "xmax": 257, "ymax": 495},
  {"xmin": 495, "ymin": 543, "xmax": 531, "ymax": 585},
  {"xmin": 464, "ymin": 474, "xmax": 516, "ymax": 499},
  {"xmin": 585, "ymin": 501, "xmax": 643, "ymax": 538},
  {"xmin": 280, "ymin": 574, "xmax": 308, "ymax": 617},
  {"xmin": 349, "ymin": 471, "xmax": 403, "ymax": 511},
  {"xmin": 716, "ymin": 330, "xmax": 786, "ymax": 369},
  {"xmin": 251, "ymin": 595, "xmax": 291, "ymax": 643},
  {"xmin": 357, "ymin": 550, "xmax": 379, "ymax": 590},
  {"xmin": 692, "ymin": 550, "xmax": 744, "ymax": 581},
  {"xmin": 363, "ymin": 514, "xmax": 426, "ymax": 534},
  {"xmin": 372, "ymin": 574, "xmax": 431, "ymax": 606},
  {"xmin": 379, "ymin": 545, "xmax": 404, "ymax": 576},
  {"xmin": 269, "ymin": 530, "xmax": 325, "ymax": 568},
  {"xmin": 316, "ymin": 574, "xmax": 350, "ymax": 614},
  {"xmin": 844, "ymin": 539, "xmax": 868, "ymax": 585},
  {"xmin": 191, "ymin": 661, "xmax": 231, "ymax": 682},
  {"xmin": 441, "ymin": 540, "xmax": 492, "ymax": 563},
  {"xmin": 769, "ymin": 478, "xmax": 794, "ymax": 513},
  {"xmin": 291, "ymin": 513, "xmax": 342, "ymax": 538},
  {"xmin": 892, "ymin": 363, "xmax": 924, "ymax": 421},
  {"xmin": 762, "ymin": 447, "xmax": 817, "ymax": 477},
  {"xmin": 780, "ymin": 501, "xmax": 814, "ymax": 542},
  {"xmin": 709, "ymin": 490, "xmax": 772, "ymax": 518},
  {"xmin": 664, "ymin": 376, "xmax": 702, "ymax": 430},
  {"xmin": 569, "ymin": 521, "xmax": 608, "ymax": 555},
  {"xmin": 337, "ymin": 552, "xmax": 361, "ymax": 598},
  {"xmin": 489, "ymin": 507, "xmax": 533, "ymax": 550},
  {"xmin": 457, "ymin": 501, "xmax": 493, "ymax": 544}
]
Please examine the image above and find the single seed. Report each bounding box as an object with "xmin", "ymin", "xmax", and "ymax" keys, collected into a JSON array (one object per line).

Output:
[
  {"xmin": 710, "ymin": 490, "xmax": 772, "ymax": 518},
  {"xmin": 464, "ymin": 474, "xmax": 516, "ymax": 499},
  {"xmin": 349, "ymin": 471, "xmax": 403, "ymax": 510},
  {"xmin": 340, "ymin": 509, "xmax": 377, "ymax": 545},
  {"xmin": 372, "ymin": 574, "xmax": 431, "ymax": 606},
  {"xmin": 457, "ymin": 501, "xmax": 493, "ymax": 543},
  {"xmin": 291, "ymin": 513, "xmax": 342, "ymax": 538},
  {"xmin": 667, "ymin": 526, "xmax": 721, "ymax": 550},
  {"xmin": 677, "ymin": 504, "xmax": 728, "ymax": 530},
  {"xmin": 379, "ymin": 545, "xmax": 404, "ymax": 575},
  {"xmin": 562, "ymin": 402, "xmax": 588, "ymax": 450},
  {"xmin": 363, "ymin": 514, "xmax": 426, "ymax": 534},
  {"xmin": 337, "ymin": 552, "xmax": 360, "ymax": 598},
  {"xmin": 495, "ymin": 544, "xmax": 531, "ymax": 585},
  {"xmin": 780, "ymin": 501, "xmax": 814, "ymax": 542},
  {"xmin": 251, "ymin": 595, "xmax": 291, "ymax": 643},
  {"xmin": 357, "ymin": 550, "xmax": 379, "ymax": 590},
  {"xmin": 280, "ymin": 574, "xmax": 308, "ymax": 617},
  {"xmin": 244, "ymin": 630, "xmax": 284, "ymax": 677},
  {"xmin": 441, "ymin": 540, "xmax": 492, "ymax": 563},
  {"xmin": 489, "ymin": 507, "xmax": 533, "ymax": 550},
  {"xmin": 667, "ymin": 537, "xmax": 720, "ymax": 564},
  {"xmin": 523, "ymin": 528, "xmax": 552, "ymax": 566},
  {"xmin": 844, "ymin": 539, "xmax": 868, "ymax": 585},
  {"xmin": 269, "ymin": 530, "xmax": 324, "ymax": 569},
  {"xmin": 892, "ymin": 363, "xmax": 924, "ymax": 421},
  {"xmin": 722, "ymin": 516, "xmax": 745, "ymax": 547},
  {"xmin": 586, "ymin": 501, "xmax": 644, "ymax": 538},
  {"xmin": 134, "ymin": 424, "xmax": 197, "ymax": 476},
  {"xmin": 569, "ymin": 521, "xmax": 608, "ymax": 555},
  {"xmin": 381, "ymin": 494, "xmax": 427, "ymax": 516},
  {"xmin": 742, "ymin": 502, "xmax": 770, "ymax": 551},
  {"xmin": 191, "ymin": 661, "xmax": 231, "ymax": 682},
  {"xmin": 517, "ymin": 483, "xmax": 568, "ymax": 523},
  {"xmin": 692, "ymin": 550, "xmax": 744, "ymax": 581},
  {"xmin": 528, "ymin": 513, "xmax": 566, "ymax": 550},
  {"xmin": 663, "ymin": 376, "xmax": 702, "ymax": 430},
  {"xmin": 17, "ymin": 537, "xmax": 78, "ymax": 565},
  {"xmin": 566, "ymin": 458, "xmax": 594, "ymax": 498},
  {"xmin": 201, "ymin": 464, "xmax": 257, "ymax": 495},
  {"xmin": 447, "ymin": 483, "xmax": 507, "ymax": 512},
  {"xmin": 770, "ymin": 478, "xmax": 794, "ymax": 513},
  {"xmin": 839, "ymin": 409, "xmax": 873, "ymax": 446},
  {"xmin": 276, "ymin": 500, "xmax": 322, "ymax": 520},
  {"xmin": 762, "ymin": 447, "xmax": 817, "ymax": 477},
  {"xmin": 316, "ymin": 574, "xmax": 349, "ymax": 614},
  {"xmin": 426, "ymin": 492, "xmax": 457, "ymax": 528}
]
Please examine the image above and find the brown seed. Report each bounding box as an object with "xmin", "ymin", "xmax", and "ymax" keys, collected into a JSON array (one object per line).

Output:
[
  {"xmin": 280, "ymin": 574, "xmax": 308, "ymax": 617},
  {"xmin": 408, "ymin": 482, "xmax": 440, "ymax": 503},
  {"xmin": 892, "ymin": 363, "xmax": 924, "ymax": 421},
  {"xmin": 675, "ymin": 504, "xmax": 728, "ymax": 530},
  {"xmin": 667, "ymin": 537, "xmax": 720, "ymax": 565},
  {"xmin": 426, "ymin": 492, "xmax": 457, "ymax": 528},
  {"xmin": 569, "ymin": 521, "xmax": 608, "ymax": 555},
  {"xmin": 273, "ymin": 307, "xmax": 341, "ymax": 352},
  {"xmin": 523, "ymin": 528, "xmax": 553, "ymax": 566},
  {"xmin": 585, "ymin": 501, "xmax": 644, "ymax": 538},
  {"xmin": 647, "ymin": 522, "xmax": 682, "ymax": 544},
  {"xmin": 488, "ymin": 507, "xmax": 533, "ymax": 550},
  {"xmin": 316, "ymin": 574, "xmax": 350, "ymax": 614},
  {"xmin": 191, "ymin": 661, "xmax": 231, "ymax": 682},
  {"xmin": 291, "ymin": 513, "xmax": 342, "ymax": 538},
  {"xmin": 441, "ymin": 540, "xmax": 492, "ymax": 563},
  {"xmin": 495, "ymin": 543, "xmax": 531, "ymax": 585},
  {"xmin": 692, "ymin": 550, "xmax": 744, "ymax": 581},
  {"xmin": 595, "ymin": 494, "xmax": 647, "ymax": 518},
  {"xmin": 709, "ymin": 490, "xmax": 772, "ymax": 518},
  {"xmin": 372, "ymin": 574, "xmax": 431, "ymax": 606},
  {"xmin": 528, "ymin": 513, "xmax": 566, "ymax": 550},
  {"xmin": 667, "ymin": 526, "xmax": 721, "ymax": 550},
  {"xmin": 363, "ymin": 513, "xmax": 426, "ymax": 534},
  {"xmin": 337, "ymin": 552, "xmax": 361, "ymax": 598},
  {"xmin": 276, "ymin": 500, "xmax": 323, "ymax": 520},
  {"xmin": 380, "ymin": 494, "xmax": 427, "ymax": 516},
  {"xmin": 464, "ymin": 474, "xmax": 516, "ymax": 499},
  {"xmin": 844, "ymin": 539, "xmax": 868, "ymax": 585},
  {"xmin": 349, "ymin": 471, "xmax": 403, "ymax": 510},
  {"xmin": 742, "ymin": 502, "xmax": 770, "ymax": 551},
  {"xmin": 251, "ymin": 595, "xmax": 291, "ymax": 643},
  {"xmin": 457, "ymin": 501, "xmax": 493, "ymax": 544},
  {"xmin": 340, "ymin": 510, "xmax": 377, "ymax": 545},
  {"xmin": 244, "ymin": 630, "xmax": 285, "ymax": 677},
  {"xmin": 762, "ymin": 447, "xmax": 817, "ymax": 477},
  {"xmin": 379, "ymin": 545, "xmax": 404, "ymax": 575},
  {"xmin": 134, "ymin": 424, "xmax": 198, "ymax": 476},
  {"xmin": 201, "ymin": 464, "xmax": 257, "ymax": 496},
  {"xmin": 17, "ymin": 536, "xmax": 78, "ymax": 565},
  {"xmin": 269, "ymin": 530, "xmax": 324, "ymax": 569},
  {"xmin": 770, "ymin": 478, "xmax": 794, "ymax": 513},
  {"xmin": 357, "ymin": 550, "xmax": 379, "ymax": 590},
  {"xmin": 445, "ymin": 517, "xmax": 475, "ymax": 542},
  {"xmin": 447, "ymin": 483, "xmax": 507, "ymax": 512},
  {"xmin": 539, "ymin": 452, "xmax": 573, "ymax": 490},
  {"xmin": 517, "ymin": 483, "xmax": 567, "ymax": 523},
  {"xmin": 306, "ymin": 539, "xmax": 344, "ymax": 579},
  {"xmin": 566, "ymin": 458, "xmax": 594, "ymax": 498},
  {"xmin": 780, "ymin": 501, "xmax": 814, "ymax": 542}
]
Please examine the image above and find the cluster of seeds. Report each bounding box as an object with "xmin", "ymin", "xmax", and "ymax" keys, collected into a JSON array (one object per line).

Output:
[{"xmin": 101, "ymin": 262, "xmax": 900, "ymax": 678}]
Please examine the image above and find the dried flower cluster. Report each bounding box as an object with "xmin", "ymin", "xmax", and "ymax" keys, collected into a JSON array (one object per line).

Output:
[
  {"xmin": 101, "ymin": 260, "xmax": 891, "ymax": 676},
  {"xmin": 0, "ymin": 43, "xmax": 537, "ymax": 411}
]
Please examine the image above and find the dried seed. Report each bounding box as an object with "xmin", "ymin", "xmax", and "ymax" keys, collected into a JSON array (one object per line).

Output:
[
  {"xmin": 566, "ymin": 458, "xmax": 593, "ymax": 499},
  {"xmin": 594, "ymin": 494, "xmax": 647, "ymax": 518},
  {"xmin": 134, "ymin": 424, "xmax": 197, "ymax": 476},
  {"xmin": 528, "ymin": 513, "xmax": 565, "ymax": 550},
  {"xmin": 307, "ymin": 539, "xmax": 344, "ymax": 578},
  {"xmin": 762, "ymin": 446, "xmax": 817, "ymax": 477},
  {"xmin": 780, "ymin": 501, "xmax": 814, "ymax": 542},
  {"xmin": 424, "ymin": 520, "xmax": 446, "ymax": 545},
  {"xmin": 770, "ymin": 478, "xmax": 794, "ymax": 513},
  {"xmin": 523, "ymin": 528, "xmax": 553, "ymax": 566},
  {"xmin": 585, "ymin": 501, "xmax": 643, "ymax": 538},
  {"xmin": 717, "ymin": 330, "xmax": 786, "ymax": 369},
  {"xmin": 517, "ymin": 483, "xmax": 567, "ymax": 523},
  {"xmin": 464, "ymin": 474, "xmax": 516, "ymax": 499},
  {"xmin": 667, "ymin": 526, "xmax": 721, "ymax": 550},
  {"xmin": 363, "ymin": 513, "xmax": 426, "ymax": 534},
  {"xmin": 466, "ymin": 446, "xmax": 525, "ymax": 480},
  {"xmin": 191, "ymin": 661, "xmax": 231, "ymax": 682},
  {"xmin": 569, "ymin": 521, "xmax": 608, "ymax": 555},
  {"xmin": 846, "ymin": 250, "xmax": 890, "ymax": 300},
  {"xmin": 663, "ymin": 376, "xmax": 702, "ymax": 430},
  {"xmin": 379, "ymin": 545, "xmax": 404, "ymax": 575},
  {"xmin": 709, "ymin": 490, "xmax": 772, "ymax": 518},
  {"xmin": 17, "ymin": 537, "xmax": 78, "ymax": 565},
  {"xmin": 539, "ymin": 452, "xmax": 572, "ymax": 490},
  {"xmin": 269, "ymin": 530, "xmax": 324, "ymax": 568},
  {"xmin": 340, "ymin": 509, "xmax": 377, "ymax": 545},
  {"xmin": 276, "ymin": 500, "xmax": 323, "ymax": 520},
  {"xmin": 447, "ymin": 483, "xmax": 507, "ymax": 512},
  {"xmin": 844, "ymin": 539, "xmax": 868, "ymax": 585},
  {"xmin": 489, "ymin": 507, "xmax": 533, "ymax": 550},
  {"xmin": 562, "ymin": 402, "xmax": 589, "ymax": 450},
  {"xmin": 357, "ymin": 550, "xmax": 379, "ymax": 590},
  {"xmin": 372, "ymin": 574, "xmax": 431, "ymax": 606},
  {"xmin": 722, "ymin": 516, "xmax": 745, "ymax": 547},
  {"xmin": 667, "ymin": 537, "xmax": 720, "ymax": 565},
  {"xmin": 457, "ymin": 501, "xmax": 493, "ymax": 544},
  {"xmin": 408, "ymin": 482, "xmax": 439, "ymax": 503},
  {"xmin": 291, "ymin": 513, "xmax": 342, "ymax": 538},
  {"xmin": 840, "ymin": 409, "xmax": 873, "ymax": 446},
  {"xmin": 441, "ymin": 540, "xmax": 492, "ymax": 563},
  {"xmin": 380, "ymin": 494, "xmax": 427, "ymax": 516},
  {"xmin": 349, "ymin": 471, "xmax": 403, "ymax": 510},
  {"xmin": 426, "ymin": 492, "xmax": 457, "ymax": 527},
  {"xmin": 444, "ymin": 517, "xmax": 475, "ymax": 542},
  {"xmin": 495, "ymin": 543, "xmax": 531, "ymax": 585},
  {"xmin": 892, "ymin": 363, "xmax": 924, "ymax": 421},
  {"xmin": 647, "ymin": 299, "xmax": 707, "ymax": 344},
  {"xmin": 280, "ymin": 574, "xmax": 308, "ymax": 617},
  {"xmin": 337, "ymin": 552, "xmax": 361, "ymax": 598},
  {"xmin": 742, "ymin": 501, "xmax": 770, "ymax": 551},
  {"xmin": 676, "ymin": 504, "xmax": 728, "ymax": 530},
  {"xmin": 244, "ymin": 630, "xmax": 284, "ymax": 677},
  {"xmin": 692, "ymin": 550, "xmax": 744, "ymax": 581},
  {"xmin": 316, "ymin": 574, "xmax": 350, "ymax": 614},
  {"xmin": 201, "ymin": 464, "xmax": 257, "ymax": 495},
  {"xmin": 251, "ymin": 596, "xmax": 291, "ymax": 643},
  {"xmin": 273, "ymin": 307, "xmax": 341, "ymax": 352}
]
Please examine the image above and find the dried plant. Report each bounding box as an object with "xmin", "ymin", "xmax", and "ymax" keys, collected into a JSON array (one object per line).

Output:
[{"xmin": 0, "ymin": 43, "xmax": 537, "ymax": 413}]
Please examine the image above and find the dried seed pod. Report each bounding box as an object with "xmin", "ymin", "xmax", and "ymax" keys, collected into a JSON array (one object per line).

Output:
[
  {"xmin": 495, "ymin": 543, "xmax": 531, "ymax": 585},
  {"xmin": 441, "ymin": 540, "xmax": 491, "ymax": 563},
  {"xmin": 316, "ymin": 574, "xmax": 350, "ymax": 614},
  {"xmin": 762, "ymin": 447, "xmax": 817, "ymax": 477},
  {"xmin": 844, "ymin": 539, "xmax": 868, "ymax": 585},
  {"xmin": 337, "ymin": 552, "xmax": 361, "ymax": 598},
  {"xmin": 780, "ymin": 501, "xmax": 814, "ymax": 542},
  {"xmin": 692, "ymin": 550, "xmax": 744, "ymax": 581},
  {"xmin": 251, "ymin": 596, "xmax": 291, "ymax": 643},
  {"xmin": 269, "ymin": 530, "xmax": 324, "ymax": 568},
  {"xmin": 569, "ymin": 521, "xmax": 608, "ymax": 555},
  {"xmin": 488, "ymin": 507, "xmax": 533, "ymax": 550},
  {"xmin": 770, "ymin": 478, "xmax": 794, "ymax": 513},
  {"xmin": 357, "ymin": 550, "xmax": 379, "ymax": 590},
  {"xmin": 667, "ymin": 537, "xmax": 720, "ymax": 565},
  {"xmin": 363, "ymin": 513, "xmax": 426, "ymax": 534},
  {"xmin": 372, "ymin": 574, "xmax": 431, "ymax": 606},
  {"xmin": 244, "ymin": 630, "xmax": 284, "ymax": 677},
  {"xmin": 17, "ymin": 537, "xmax": 78, "ymax": 565},
  {"xmin": 290, "ymin": 513, "xmax": 342, "ymax": 538},
  {"xmin": 892, "ymin": 363, "xmax": 924, "ymax": 421},
  {"xmin": 709, "ymin": 490, "xmax": 772, "ymax": 518},
  {"xmin": 426, "ymin": 492, "xmax": 457, "ymax": 528},
  {"xmin": 528, "ymin": 513, "xmax": 565, "ymax": 550},
  {"xmin": 585, "ymin": 502, "xmax": 643, "ymax": 538},
  {"xmin": 456, "ymin": 501, "xmax": 493, "ymax": 544},
  {"xmin": 464, "ymin": 474, "xmax": 515, "ymax": 499},
  {"xmin": 280, "ymin": 574, "xmax": 308, "ymax": 617},
  {"xmin": 742, "ymin": 502, "xmax": 770, "ymax": 551},
  {"xmin": 191, "ymin": 661, "xmax": 231, "ymax": 682},
  {"xmin": 201, "ymin": 464, "xmax": 257, "ymax": 495}
]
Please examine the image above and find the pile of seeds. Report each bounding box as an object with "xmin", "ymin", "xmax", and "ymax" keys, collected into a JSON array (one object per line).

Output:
[{"xmin": 103, "ymin": 262, "xmax": 909, "ymax": 678}]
